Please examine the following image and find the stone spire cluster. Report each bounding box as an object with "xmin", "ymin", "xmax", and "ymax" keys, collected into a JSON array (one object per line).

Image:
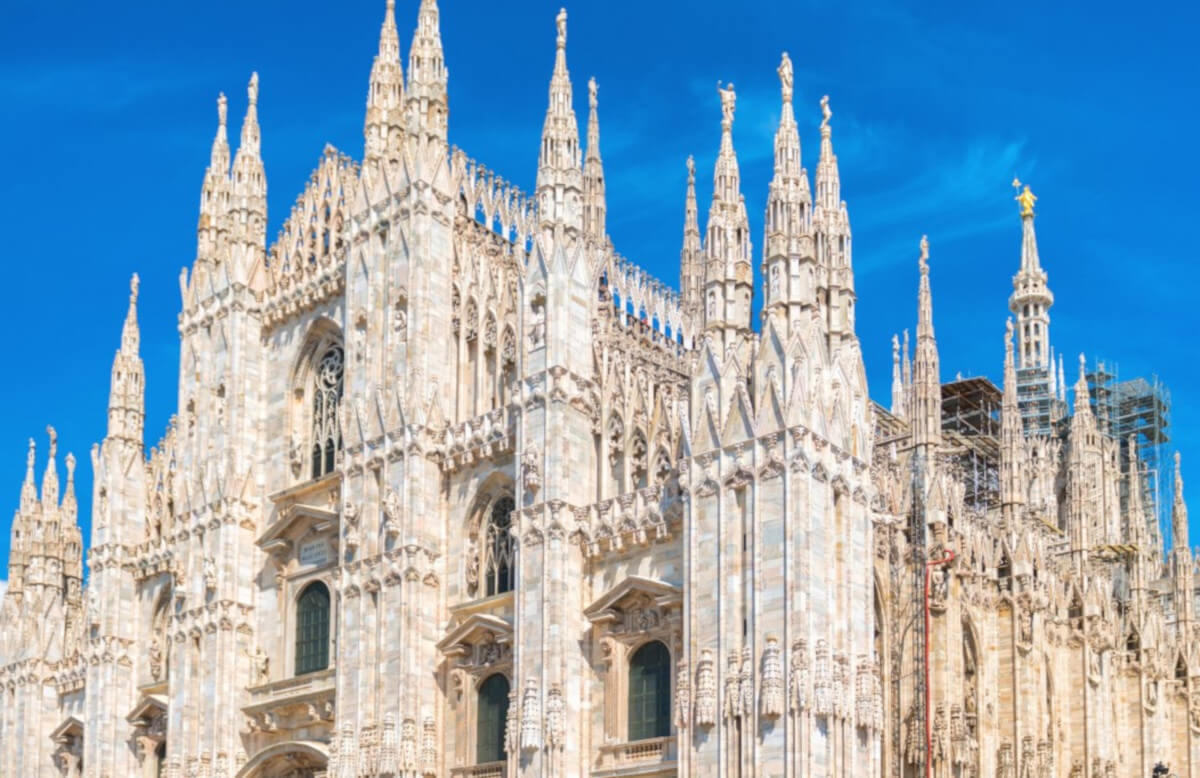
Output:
[
  {"xmin": 814, "ymin": 95, "xmax": 855, "ymax": 350},
  {"xmin": 187, "ymin": 73, "xmax": 268, "ymax": 303},
  {"xmin": 1, "ymin": 427, "xmax": 83, "ymax": 665}
]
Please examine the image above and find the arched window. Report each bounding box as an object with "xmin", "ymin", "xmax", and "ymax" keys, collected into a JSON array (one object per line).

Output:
[
  {"xmin": 295, "ymin": 581, "xmax": 330, "ymax": 675},
  {"xmin": 311, "ymin": 345, "xmax": 344, "ymax": 480},
  {"xmin": 628, "ymin": 640, "xmax": 671, "ymax": 740},
  {"xmin": 484, "ymin": 497, "xmax": 516, "ymax": 597},
  {"xmin": 476, "ymin": 674, "xmax": 510, "ymax": 764}
]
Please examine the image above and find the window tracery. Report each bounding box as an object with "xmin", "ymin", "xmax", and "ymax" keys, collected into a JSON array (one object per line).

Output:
[
  {"xmin": 310, "ymin": 345, "xmax": 344, "ymax": 480},
  {"xmin": 482, "ymin": 496, "xmax": 516, "ymax": 597}
]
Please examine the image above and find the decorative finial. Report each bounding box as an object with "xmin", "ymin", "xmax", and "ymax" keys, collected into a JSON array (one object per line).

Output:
[
  {"xmin": 248, "ymin": 72, "xmax": 259, "ymax": 106},
  {"xmin": 1013, "ymin": 178, "xmax": 1036, "ymax": 217},
  {"xmin": 26, "ymin": 438, "xmax": 35, "ymax": 471},
  {"xmin": 47, "ymin": 426, "xmax": 57, "ymax": 460},
  {"xmin": 66, "ymin": 453, "xmax": 76, "ymax": 483},
  {"xmin": 1078, "ymin": 352, "xmax": 1086, "ymax": 381},
  {"xmin": 130, "ymin": 273, "xmax": 140, "ymax": 306},
  {"xmin": 588, "ymin": 77, "xmax": 598, "ymax": 110},
  {"xmin": 919, "ymin": 235, "xmax": 930, "ymax": 272},
  {"xmin": 778, "ymin": 52, "xmax": 794, "ymax": 104},
  {"xmin": 1005, "ymin": 316, "xmax": 1014, "ymax": 345},
  {"xmin": 892, "ymin": 333, "xmax": 900, "ymax": 355},
  {"xmin": 686, "ymin": 154, "xmax": 695, "ymax": 177},
  {"xmin": 820, "ymin": 95, "xmax": 832, "ymax": 129},
  {"xmin": 217, "ymin": 93, "xmax": 227, "ymax": 127},
  {"xmin": 556, "ymin": 8, "xmax": 567, "ymax": 49},
  {"xmin": 717, "ymin": 81, "xmax": 736, "ymax": 128}
]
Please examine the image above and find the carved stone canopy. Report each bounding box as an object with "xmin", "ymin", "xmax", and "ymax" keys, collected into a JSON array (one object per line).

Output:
[{"xmin": 50, "ymin": 715, "xmax": 84, "ymax": 746}]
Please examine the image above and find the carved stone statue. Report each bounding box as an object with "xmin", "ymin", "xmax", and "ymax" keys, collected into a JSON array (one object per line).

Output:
[
  {"xmin": 778, "ymin": 52, "xmax": 794, "ymax": 103},
  {"xmin": 717, "ymin": 82, "xmax": 736, "ymax": 127}
]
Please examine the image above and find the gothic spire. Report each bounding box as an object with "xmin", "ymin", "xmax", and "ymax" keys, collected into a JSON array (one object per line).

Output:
[
  {"xmin": 763, "ymin": 52, "xmax": 814, "ymax": 318},
  {"xmin": 535, "ymin": 8, "xmax": 583, "ymax": 231},
  {"xmin": 814, "ymin": 95, "xmax": 841, "ymax": 213},
  {"xmin": 582, "ymin": 77, "xmax": 606, "ymax": 241},
  {"xmin": 1008, "ymin": 179, "xmax": 1054, "ymax": 370},
  {"xmin": 1174, "ymin": 452, "xmax": 1189, "ymax": 553},
  {"xmin": 1057, "ymin": 352, "xmax": 1066, "ymax": 402},
  {"xmin": 107, "ymin": 274, "xmax": 145, "ymax": 447},
  {"xmin": 1071, "ymin": 353, "xmax": 1093, "ymax": 425},
  {"xmin": 902, "ymin": 329, "xmax": 912, "ymax": 396},
  {"xmin": 40, "ymin": 426, "xmax": 58, "ymax": 510},
  {"xmin": 1000, "ymin": 318, "xmax": 1026, "ymax": 520},
  {"xmin": 406, "ymin": 0, "xmax": 448, "ymax": 142},
  {"xmin": 364, "ymin": 0, "xmax": 405, "ymax": 161},
  {"xmin": 62, "ymin": 452, "xmax": 76, "ymax": 525},
  {"xmin": 812, "ymin": 95, "xmax": 855, "ymax": 350},
  {"xmin": 890, "ymin": 334, "xmax": 905, "ymax": 418},
  {"xmin": 197, "ymin": 93, "xmax": 231, "ymax": 259},
  {"xmin": 702, "ymin": 81, "xmax": 752, "ymax": 346},
  {"xmin": 912, "ymin": 236, "xmax": 941, "ymax": 449},
  {"xmin": 230, "ymin": 73, "xmax": 267, "ymax": 280},
  {"xmin": 20, "ymin": 437, "xmax": 36, "ymax": 514},
  {"xmin": 680, "ymin": 156, "xmax": 703, "ymax": 319}
]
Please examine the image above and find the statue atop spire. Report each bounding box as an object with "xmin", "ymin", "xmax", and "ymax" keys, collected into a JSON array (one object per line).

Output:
[
  {"xmin": 1013, "ymin": 177, "xmax": 1036, "ymax": 217},
  {"xmin": 41, "ymin": 426, "xmax": 59, "ymax": 509},
  {"xmin": 718, "ymin": 82, "xmax": 736, "ymax": 129},
  {"xmin": 778, "ymin": 53, "xmax": 794, "ymax": 104}
]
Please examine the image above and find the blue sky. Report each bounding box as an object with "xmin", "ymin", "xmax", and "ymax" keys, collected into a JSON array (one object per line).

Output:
[{"xmin": 1, "ymin": 0, "xmax": 1197, "ymax": 573}]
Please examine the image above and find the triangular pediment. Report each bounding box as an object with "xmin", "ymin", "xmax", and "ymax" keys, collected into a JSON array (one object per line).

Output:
[
  {"xmin": 584, "ymin": 575, "xmax": 682, "ymax": 625},
  {"xmin": 436, "ymin": 613, "xmax": 513, "ymax": 655},
  {"xmin": 126, "ymin": 694, "xmax": 169, "ymax": 726},
  {"xmin": 50, "ymin": 715, "xmax": 83, "ymax": 743}
]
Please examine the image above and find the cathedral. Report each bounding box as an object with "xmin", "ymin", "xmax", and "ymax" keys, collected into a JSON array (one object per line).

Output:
[{"xmin": 0, "ymin": 1, "xmax": 1195, "ymax": 776}]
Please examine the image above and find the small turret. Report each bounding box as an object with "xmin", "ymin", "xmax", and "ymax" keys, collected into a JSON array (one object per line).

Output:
[
  {"xmin": 535, "ymin": 8, "xmax": 583, "ymax": 234},
  {"xmin": 364, "ymin": 0, "xmax": 405, "ymax": 162},
  {"xmin": 582, "ymin": 77, "xmax": 606, "ymax": 242},
  {"xmin": 406, "ymin": 0, "xmax": 448, "ymax": 143}
]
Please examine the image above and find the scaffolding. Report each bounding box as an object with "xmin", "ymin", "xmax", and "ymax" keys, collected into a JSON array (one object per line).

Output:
[
  {"xmin": 1086, "ymin": 359, "xmax": 1173, "ymax": 549},
  {"xmin": 1016, "ymin": 364, "xmax": 1066, "ymax": 437},
  {"xmin": 941, "ymin": 378, "xmax": 1002, "ymax": 513}
]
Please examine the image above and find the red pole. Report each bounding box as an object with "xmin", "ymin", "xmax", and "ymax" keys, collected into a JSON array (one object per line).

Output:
[{"xmin": 924, "ymin": 549, "xmax": 955, "ymax": 778}]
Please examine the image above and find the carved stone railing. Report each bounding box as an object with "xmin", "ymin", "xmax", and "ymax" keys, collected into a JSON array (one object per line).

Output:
[
  {"xmin": 243, "ymin": 667, "xmax": 336, "ymax": 733},
  {"xmin": 436, "ymin": 407, "xmax": 516, "ymax": 473},
  {"xmin": 450, "ymin": 762, "xmax": 506, "ymax": 778},
  {"xmin": 595, "ymin": 736, "xmax": 677, "ymax": 772}
]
